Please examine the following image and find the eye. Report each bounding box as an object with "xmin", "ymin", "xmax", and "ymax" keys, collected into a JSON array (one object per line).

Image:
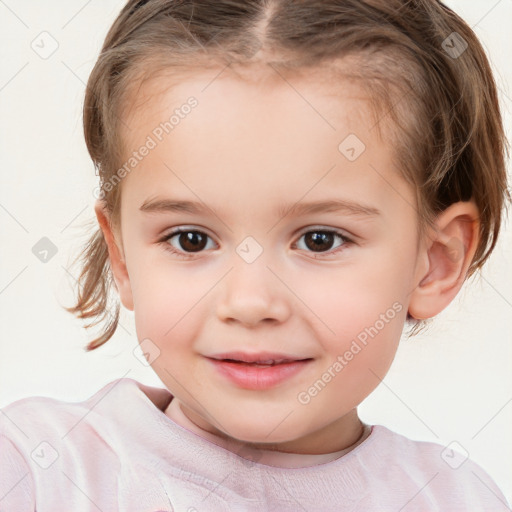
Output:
[
  {"xmin": 158, "ymin": 227, "xmax": 353, "ymax": 259},
  {"xmin": 159, "ymin": 228, "xmax": 216, "ymax": 258},
  {"xmin": 293, "ymin": 228, "xmax": 352, "ymax": 257}
]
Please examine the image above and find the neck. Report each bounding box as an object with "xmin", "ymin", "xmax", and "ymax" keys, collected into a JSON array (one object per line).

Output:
[{"xmin": 166, "ymin": 399, "xmax": 369, "ymax": 457}]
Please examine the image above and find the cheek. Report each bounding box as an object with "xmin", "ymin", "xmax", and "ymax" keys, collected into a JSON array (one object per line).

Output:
[
  {"xmin": 309, "ymin": 292, "xmax": 405, "ymax": 412},
  {"xmin": 289, "ymin": 248, "xmax": 410, "ymax": 384},
  {"xmin": 293, "ymin": 254, "xmax": 409, "ymax": 336},
  {"xmin": 128, "ymin": 260, "xmax": 206, "ymax": 344}
]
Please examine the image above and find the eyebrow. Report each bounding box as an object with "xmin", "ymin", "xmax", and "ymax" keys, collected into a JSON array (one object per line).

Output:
[{"xmin": 139, "ymin": 197, "xmax": 381, "ymax": 218}]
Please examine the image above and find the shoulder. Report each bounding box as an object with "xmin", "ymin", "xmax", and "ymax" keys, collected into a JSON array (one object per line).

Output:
[
  {"xmin": 0, "ymin": 378, "xmax": 171, "ymax": 508},
  {"xmin": 0, "ymin": 377, "xmax": 163, "ymax": 469},
  {"xmin": 367, "ymin": 424, "xmax": 510, "ymax": 510},
  {"xmin": 0, "ymin": 378, "xmax": 143, "ymax": 440}
]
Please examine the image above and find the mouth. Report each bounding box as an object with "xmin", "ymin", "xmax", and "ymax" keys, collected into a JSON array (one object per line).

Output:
[{"xmin": 206, "ymin": 352, "xmax": 314, "ymax": 390}]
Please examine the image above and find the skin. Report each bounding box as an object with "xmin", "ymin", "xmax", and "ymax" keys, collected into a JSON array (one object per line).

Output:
[{"xmin": 95, "ymin": 65, "xmax": 479, "ymax": 456}]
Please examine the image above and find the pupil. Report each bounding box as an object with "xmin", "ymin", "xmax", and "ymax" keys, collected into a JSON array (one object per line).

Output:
[
  {"xmin": 307, "ymin": 232, "xmax": 332, "ymax": 251},
  {"xmin": 180, "ymin": 232, "xmax": 206, "ymax": 252}
]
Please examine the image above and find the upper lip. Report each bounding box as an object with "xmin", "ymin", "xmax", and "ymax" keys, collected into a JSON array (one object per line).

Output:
[{"xmin": 207, "ymin": 351, "xmax": 312, "ymax": 364}]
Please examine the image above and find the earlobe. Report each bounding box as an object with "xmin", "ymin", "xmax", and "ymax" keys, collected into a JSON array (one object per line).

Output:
[
  {"xmin": 408, "ymin": 201, "xmax": 480, "ymax": 320},
  {"xmin": 94, "ymin": 200, "xmax": 134, "ymax": 311}
]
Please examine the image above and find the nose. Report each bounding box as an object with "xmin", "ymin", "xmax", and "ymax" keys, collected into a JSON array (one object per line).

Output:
[{"xmin": 216, "ymin": 257, "xmax": 291, "ymax": 328}]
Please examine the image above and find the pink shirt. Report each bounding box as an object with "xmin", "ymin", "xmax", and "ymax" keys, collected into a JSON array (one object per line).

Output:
[{"xmin": 0, "ymin": 377, "xmax": 509, "ymax": 511}]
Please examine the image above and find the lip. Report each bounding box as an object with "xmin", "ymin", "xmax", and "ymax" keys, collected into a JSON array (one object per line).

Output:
[
  {"xmin": 208, "ymin": 351, "xmax": 311, "ymax": 364},
  {"xmin": 206, "ymin": 355, "xmax": 313, "ymax": 390}
]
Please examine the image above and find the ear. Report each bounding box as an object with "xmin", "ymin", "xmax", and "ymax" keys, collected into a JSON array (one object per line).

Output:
[
  {"xmin": 94, "ymin": 200, "xmax": 134, "ymax": 311},
  {"xmin": 408, "ymin": 201, "xmax": 480, "ymax": 320}
]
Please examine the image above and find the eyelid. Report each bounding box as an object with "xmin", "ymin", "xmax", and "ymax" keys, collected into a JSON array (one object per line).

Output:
[
  {"xmin": 161, "ymin": 225, "xmax": 216, "ymax": 240},
  {"xmin": 295, "ymin": 225, "xmax": 355, "ymax": 241}
]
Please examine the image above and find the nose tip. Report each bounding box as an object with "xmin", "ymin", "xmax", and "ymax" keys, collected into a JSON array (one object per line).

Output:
[
  {"xmin": 216, "ymin": 265, "xmax": 290, "ymax": 327},
  {"xmin": 220, "ymin": 299, "xmax": 281, "ymax": 328}
]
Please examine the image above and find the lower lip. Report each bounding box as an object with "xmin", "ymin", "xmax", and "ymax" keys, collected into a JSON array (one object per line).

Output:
[{"xmin": 207, "ymin": 358, "xmax": 312, "ymax": 390}]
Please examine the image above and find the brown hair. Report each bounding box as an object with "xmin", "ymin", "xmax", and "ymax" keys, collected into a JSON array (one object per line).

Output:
[{"xmin": 65, "ymin": 0, "xmax": 510, "ymax": 350}]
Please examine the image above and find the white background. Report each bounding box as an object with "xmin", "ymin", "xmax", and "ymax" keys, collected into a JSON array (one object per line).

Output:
[{"xmin": 1, "ymin": 0, "xmax": 511, "ymax": 506}]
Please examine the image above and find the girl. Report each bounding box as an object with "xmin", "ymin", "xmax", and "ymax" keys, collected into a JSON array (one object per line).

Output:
[{"xmin": 1, "ymin": 0, "xmax": 510, "ymax": 510}]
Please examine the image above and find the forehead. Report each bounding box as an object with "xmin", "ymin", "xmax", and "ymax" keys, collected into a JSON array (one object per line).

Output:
[
  {"xmin": 120, "ymin": 60, "xmax": 380, "ymax": 144},
  {"xmin": 116, "ymin": 64, "xmax": 414, "ymax": 224}
]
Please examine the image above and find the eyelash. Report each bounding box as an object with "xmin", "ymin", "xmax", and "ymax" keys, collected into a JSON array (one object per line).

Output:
[{"xmin": 158, "ymin": 227, "xmax": 354, "ymax": 259}]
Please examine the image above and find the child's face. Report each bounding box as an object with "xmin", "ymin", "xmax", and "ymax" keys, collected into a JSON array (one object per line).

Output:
[{"xmin": 109, "ymin": 67, "xmax": 428, "ymax": 450}]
